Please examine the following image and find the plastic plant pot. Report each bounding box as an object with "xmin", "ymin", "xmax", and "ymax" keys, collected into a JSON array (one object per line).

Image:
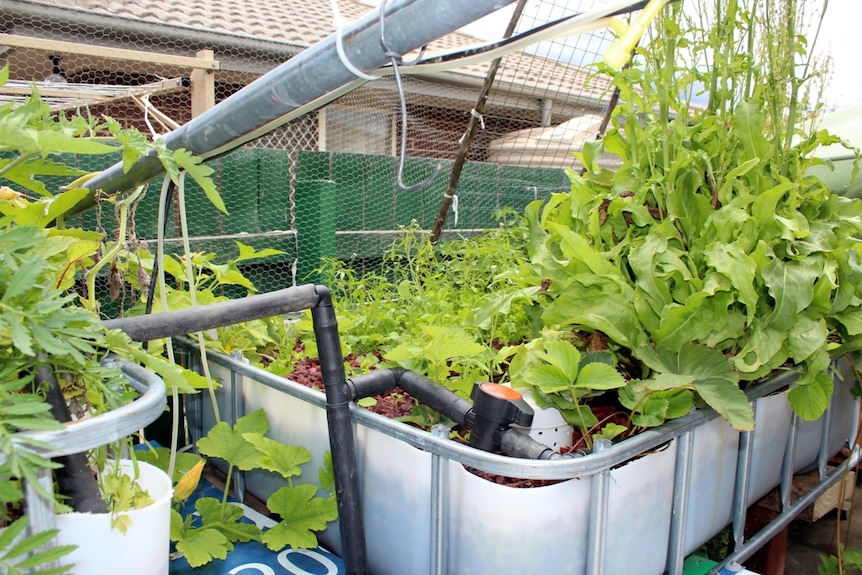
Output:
[{"xmin": 54, "ymin": 460, "xmax": 173, "ymax": 575}]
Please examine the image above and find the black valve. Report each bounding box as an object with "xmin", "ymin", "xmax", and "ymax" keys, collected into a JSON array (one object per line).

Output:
[{"xmin": 468, "ymin": 382, "xmax": 534, "ymax": 452}]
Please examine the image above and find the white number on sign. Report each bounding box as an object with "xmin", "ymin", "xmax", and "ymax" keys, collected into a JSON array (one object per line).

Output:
[
  {"xmin": 277, "ymin": 549, "xmax": 340, "ymax": 575},
  {"xmin": 229, "ymin": 563, "xmax": 276, "ymax": 575}
]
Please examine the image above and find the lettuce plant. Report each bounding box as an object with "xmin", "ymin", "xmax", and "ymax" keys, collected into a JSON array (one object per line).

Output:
[{"xmin": 498, "ymin": 0, "xmax": 862, "ymax": 433}]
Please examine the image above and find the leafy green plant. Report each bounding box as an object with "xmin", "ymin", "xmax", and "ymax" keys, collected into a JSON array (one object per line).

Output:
[
  {"xmin": 272, "ymin": 218, "xmax": 533, "ymax": 387},
  {"xmin": 0, "ymin": 517, "xmax": 76, "ymax": 575},
  {"xmin": 140, "ymin": 409, "xmax": 337, "ymax": 569},
  {"xmin": 385, "ymin": 325, "xmax": 490, "ymax": 399},
  {"xmin": 0, "ymin": 63, "xmax": 242, "ymax": 569},
  {"xmin": 501, "ymin": 336, "xmax": 626, "ymax": 448},
  {"xmin": 819, "ymin": 545, "xmax": 862, "ymax": 575},
  {"xmin": 490, "ymin": 0, "xmax": 862, "ymax": 432}
]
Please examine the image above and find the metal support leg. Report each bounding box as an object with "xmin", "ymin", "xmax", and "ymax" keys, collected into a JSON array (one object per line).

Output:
[
  {"xmin": 780, "ymin": 413, "xmax": 799, "ymax": 509},
  {"xmin": 667, "ymin": 431, "xmax": 694, "ymax": 575},
  {"xmin": 430, "ymin": 424, "xmax": 451, "ymax": 575},
  {"xmin": 586, "ymin": 439, "xmax": 612, "ymax": 575},
  {"xmin": 731, "ymin": 402, "xmax": 757, "ymax": 551}
]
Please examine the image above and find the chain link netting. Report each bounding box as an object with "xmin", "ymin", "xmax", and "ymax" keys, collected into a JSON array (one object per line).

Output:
[{"xmin": 1, "ymin": 0, "xmax": 621, "ymax": 315}]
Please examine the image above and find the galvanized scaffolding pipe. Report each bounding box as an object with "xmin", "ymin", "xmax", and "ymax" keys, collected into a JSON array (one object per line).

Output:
[
  {"xmin": 666, "ymin": 430, "xmax": 695, "ymax": 575},
  {"xmin": 430, "ymin": 423, "xmax": 452, "ymax": 575},
  {"xmin": 73, "ymin": 0, "xmax": 518, "ymax": 213}
]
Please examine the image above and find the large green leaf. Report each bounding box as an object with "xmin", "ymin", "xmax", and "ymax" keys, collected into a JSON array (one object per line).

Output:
[
  {"xmin": 242, "ymin": 433, "xmax": 311, "ymax": 480},
  {"xmin": 573, "ymin": 362, "xmax": 626, "ymax": 391},
  {"xmin": 761, "ymin": 258, "xmax": 818, "ymax": 332},
  {"xmin": 704, "ymin": 242, "xmax": 758, "ymax": 321},
  {"xmin": 547, "ymin": 223, "xmax": 621, "ymax": 277},
  {"xmin": 524, "ymin": 364, "xmax": 573, "ymax": 394},
  {"xmin": 630, "ymin": 233, "xmax": 676, "ymax": 294},
  {"xmin": 733, "ymin": 322, "xmax": 788, "ymax": 377},
  {"xmin": 172, "ymin": 148, "xmax": 226, "ymax": 214},
  {"xmin": 533, "ymin": 339, "xmax": 581, "ymax": 381},
  {"xmin": 693, "ymin": 378, "xmax": 754, "ymax": 430},
  {"xmin": 263, "ymin": 485, "xmax": 338, "ymax": 551},
  {"xmin": 196, "ymin": 409, "xmax": 269, "ymax": 471},
  {"xmin": 787, "ymin": 315, "xmax": 828, "ymax": 362},
  {"xmin": 542, "ymin": 276, "xmax": 644, "ymax": 349},
  {"xmin": 652, "ymin": 292, "xmax": 717, "ymax": 351},
  {"xmin": 196, "ymin": 498, "xmax": 259, "ymax": 543},
  {"xmin": 174, "ymin": 526, "xmax": 231, "ymax": 568},
  {"xmin": 787, "ymin": 370, "xmax": 834, "ymax": 421},
  {"xmin": 731, "ymin": 101, "xmax": 770, "ymax": 162}
]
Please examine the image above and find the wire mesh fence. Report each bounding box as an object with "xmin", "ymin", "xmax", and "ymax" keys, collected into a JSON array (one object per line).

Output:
[{"xmin": 1, "ymin": 0, "xmax": 624, "ymax": 315}]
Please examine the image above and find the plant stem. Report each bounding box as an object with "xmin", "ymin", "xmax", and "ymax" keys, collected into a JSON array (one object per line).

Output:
[
  {"xmin": 85, "ymin": 186, "xmax": 145, "ymax": 311},
  {"xmin": 0, "ymin": 152, "xmax": 35, "ymax": 180},
  {"xmin": 222, "ymin": 463, "xmax": 234, "ymax": 507},
  {"xmin": 176, "ymin": 172, "xmax": 221, "ymax": 426}
]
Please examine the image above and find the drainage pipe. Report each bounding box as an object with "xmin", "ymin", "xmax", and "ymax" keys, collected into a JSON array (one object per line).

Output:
[
  {"xmin": 348, "ymin": 368, "xmax": 472, "ymax": 428},
  {"xmin": 34, "ymin": 364, "xmax": 109, "ymax": 514},
  {"xmin": 310, "ymin": 287, "xmax": 368, "ymax": 575},
  {"xmin": 70, "ymin": 0, "xmax": 518, "ymax": 214}
]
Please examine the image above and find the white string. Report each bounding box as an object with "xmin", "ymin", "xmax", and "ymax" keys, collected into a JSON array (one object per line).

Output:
[
  {"xmin": 470, "ymin": 108, "xmax": 486, "ymax": 130},
  {"xmin": 155, "ymin": 176, "xmax": 178, "ymax": 480},
  {"xmin": 459, "ymin": 108, "xmax": 487, "ymax": 144},
  {"xmin": 330, "ymin": 0, "xmax": 378, "ymax": 81},
  {"xmin": 141, "ymin": 94, "xmax": 160, "ymax": 140},
  {"xmin": 445, "ymin": 192, "xmax": 459, "ymax": 226}
]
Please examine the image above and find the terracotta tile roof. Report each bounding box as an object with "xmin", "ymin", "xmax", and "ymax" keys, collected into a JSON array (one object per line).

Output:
[
  {"xmin": 32, "ymin": 0, "xmax": 392, "ymax": 49},
  {"xmin": 18, "ymin": 0, "xmax": 611, "ymax": 104}
]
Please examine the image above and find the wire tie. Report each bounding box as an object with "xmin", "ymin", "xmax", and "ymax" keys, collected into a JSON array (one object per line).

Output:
[{"xmin": 470, "ymin": 108, "xmax": 486, "ymax": 130}]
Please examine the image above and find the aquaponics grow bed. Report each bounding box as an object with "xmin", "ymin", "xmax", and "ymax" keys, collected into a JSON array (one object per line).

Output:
[{"xmin": 168, "ymin": 286, "xmax": 860, "ymax": 575}]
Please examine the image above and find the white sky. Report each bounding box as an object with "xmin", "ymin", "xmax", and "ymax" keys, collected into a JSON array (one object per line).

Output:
[{"xmin": 814, "ymin": 0, "xmax": 862, "ymax": 110}]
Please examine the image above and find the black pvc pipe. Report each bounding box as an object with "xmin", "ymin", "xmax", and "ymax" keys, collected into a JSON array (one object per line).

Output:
[
  {"xmin": 103, "ymin": 285, "xmax": 320, "ymax": 341},
  {"xmin": 347, "ymin": 368, "xmax": 473, "ymax": 427},
  {"xmin": 345, "ymin": 369, "xmax": 400, "ymax": 399},
  {"xmin": 310, "ymin": 286, "xmax": 368, "ymax": 575},
  {"xmin": 103, "ymin": 283, "xmax": 369, "ymax": 574},
  {"xmin": 347, "ymin": 368, "xmax": 570, "ymax": 460},
  {"xmin": 499, "ymin": 427, "xmax": 580, "ymax": 461},
  {"xmin": 390, "ymin": 369, "xmax": 473, "ymax": 428},
  {"xmin": 34, "ymin": 365, "xmax": 109, "ymax": 514}
]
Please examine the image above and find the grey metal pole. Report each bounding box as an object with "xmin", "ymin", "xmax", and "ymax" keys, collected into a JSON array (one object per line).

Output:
[
  {"xmin": 74, "ymin": 0, "xmax": 517, "ymax": 212},
  {"xmin": 430, "ymin": 423, "xmax": 452, "ymax": 575}
]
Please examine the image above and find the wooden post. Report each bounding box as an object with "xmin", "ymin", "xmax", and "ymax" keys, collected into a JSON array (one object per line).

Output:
[
  {"xmin": 745, "ymin": 504, "xmax": 788, "ymax": 575},
  {"xmin": 190, "ymin": 49, "xmax": 215, "ymax": 118}
]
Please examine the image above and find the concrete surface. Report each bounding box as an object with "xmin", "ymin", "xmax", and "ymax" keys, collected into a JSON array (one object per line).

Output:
[{"xmin": 783, "ymin": 480, "xmax": 862, "ymax": 574}]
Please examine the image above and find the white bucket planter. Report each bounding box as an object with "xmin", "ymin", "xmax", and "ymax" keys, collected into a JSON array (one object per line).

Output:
[
  {"xmin": 54, "ymin": 460, "xmax": 173, "ymax": 575},
  {"xmin": 186, "ymin": 344, "xmax": 859, "ymax": 575}
]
